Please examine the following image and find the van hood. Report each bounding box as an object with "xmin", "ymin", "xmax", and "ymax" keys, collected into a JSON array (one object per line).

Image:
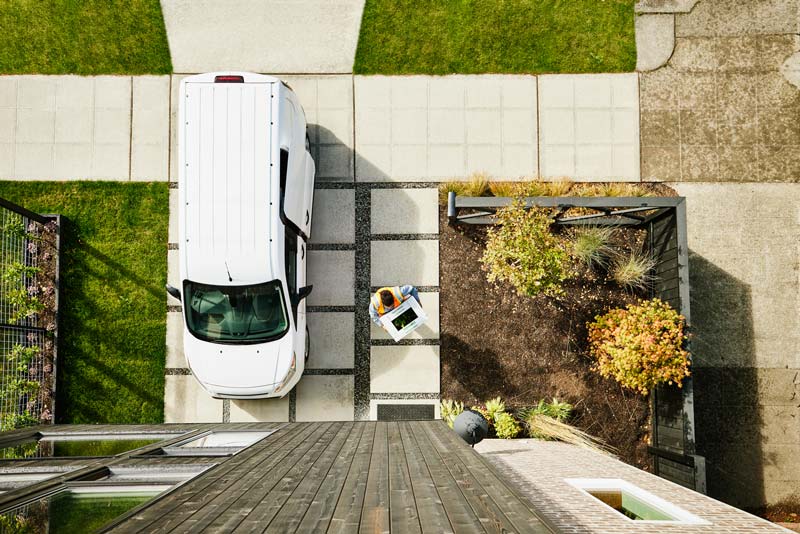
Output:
[{"xmin": 183, "ymin": 328, "xmax": 295, "ymax": 392}]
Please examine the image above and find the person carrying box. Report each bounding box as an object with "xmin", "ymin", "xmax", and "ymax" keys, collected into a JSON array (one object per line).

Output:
[{"xmin": 369, "ymin": 285, "xmax": 420, "ymax": 327}]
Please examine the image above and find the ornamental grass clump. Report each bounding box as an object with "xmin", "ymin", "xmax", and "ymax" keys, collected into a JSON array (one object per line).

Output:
[
  {"xmin": 588, "ymin": 298, "xmax": 690, "ymax": 394},
  {"xmin": 481, "ymin": 200, "xmax": 570, "ymax": 298},
  {"xmin": 572, "ymin": 227, "xmax": 616, "ymax": 271},
  {"xmin": 611, "ymin": 251, "xmax": 656, "ymax": 291}
]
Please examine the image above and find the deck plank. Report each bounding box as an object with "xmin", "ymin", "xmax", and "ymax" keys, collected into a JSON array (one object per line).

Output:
[
  {"xmin": 427, "ymin": 422, "xmax": 553, "ymax": 534},
  {"xmin": 230, "ymin": 423, "xmax": 345, "ymax": 533},
  {"xmin": 419, "ymin": 423, "xmax": 517, "ymax": 534},
  {"xmin": 398, "ymin": 422, "xmax": 453, "ymax": 534},
  {"xmin": 121, "ymin": 423, "xmax": 311, "ymax": 534},
  {"xmin": 294, "ymin": 422, "xmax": 366, "ymax": 533},
  {"xmin": 187, "ymin": 423, "xmax": 333, "ymax": 533},
  {"xmin": 327, "ymin": 422, "xmax": 377, "ymax": 534},
  {"xmin": 408, "ymin": 422, "xmax": 484, "ymax": 534},
  {"xmin": 387, "ymin": 422, "xmax": 422, "ymax": 534},
  {"xmin": 360, "ymin": 421, "xmax": 391, "ymax": 534},
  {"xmin": 264, "ymin": 422, "xmax": 358, "ymax": 533}
]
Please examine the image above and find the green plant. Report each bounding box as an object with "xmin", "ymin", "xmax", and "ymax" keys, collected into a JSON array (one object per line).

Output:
[
  {"xmin": 532, "ymin": 398, "xmax": 573, "ymax": 422},
  {"xmin": 7, "ymin": 345, "xmax": 40, "ymax": 374},
  {"xmin": 520, "ymin": 411, "xmax": 614, "ymax": 454},
  {"xmin": 611, "ymin": 251, "xmax": 657, "ymax": 291},
  {"xmin": 494, "ymin": 412, "xmax": 522, "ymax": 439},
  {"xmin": 0, "ymin": 411, "xmax": 39, "ymax": 432},
  {"xmin": 588, "ymin": 298, "xmax": 690, "ymax": 394},
  {"xmin": 481, "ymin": 200, "xmax": 570, "ymax": 298},
  {"xmin": 440, "ymin": 399, "xmax": 465, "ymax": 428},
  {"xmin": 484, "ymin": 397, "xmax": 506, "ymax": 422},
  {"xmin": 571, "ymin": 227, "xmax": 616, "ymax": 271}
]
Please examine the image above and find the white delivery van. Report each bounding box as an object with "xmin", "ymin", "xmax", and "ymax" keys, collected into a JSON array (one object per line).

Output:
[{"xmin": 166, "ymin": 72, "xmax": 315, "ymax": 399}]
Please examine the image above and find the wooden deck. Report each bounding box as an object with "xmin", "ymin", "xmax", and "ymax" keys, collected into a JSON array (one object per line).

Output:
[{"xmin": 103, "ymin": 421, "xmax": 555, "ymax": 533}]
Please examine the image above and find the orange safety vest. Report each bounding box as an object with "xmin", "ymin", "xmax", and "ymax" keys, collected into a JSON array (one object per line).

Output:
[{"xmin": 371, "ymin": 286, "xmax": 404, "ymax": 315}]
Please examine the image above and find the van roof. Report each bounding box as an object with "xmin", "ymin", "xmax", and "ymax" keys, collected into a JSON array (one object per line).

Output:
[{"xmin": 180, "ymin": 77, "xmax": 279, "ymax": 285}]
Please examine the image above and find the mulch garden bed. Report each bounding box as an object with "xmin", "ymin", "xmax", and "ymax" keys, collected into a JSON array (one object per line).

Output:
[{"xmin": 439, "ymin": 200, "xmax": 664, "ymax": 470}]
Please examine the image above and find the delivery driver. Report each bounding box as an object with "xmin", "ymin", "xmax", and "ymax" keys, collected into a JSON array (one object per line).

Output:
[{"xmin": 369, "ymin": 285, "xmax": 420, "ymax": 327}]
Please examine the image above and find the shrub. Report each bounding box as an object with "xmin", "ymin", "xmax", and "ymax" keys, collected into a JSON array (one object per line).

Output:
[
  {"xmin": 588, "ymin": 298, "xmax": 690, "ymax": 394},
  {"xmin": 438, "ymin": 174, "xmax": 491, "ymax": 203},
  {"xmin": 611, "ymin": 251, "xmax": 656, "ymax": 291},
  {"xmin": 483, "ymin": 397, "xmax": 506, "ymax": 422},
  {"xmin": 494, "ymin": 412, "xmax": 522, "ymax": 439},
  {"xmin": 440, "ymin": 399, "xmax": 464, "ymax": 429},
  {"xmin": 572, "ymin": 227, "xmax": 616, "ymax": 271},
  {"xmin": 481, "ymin": 200, "xmax": 570, "ymax": 298}
]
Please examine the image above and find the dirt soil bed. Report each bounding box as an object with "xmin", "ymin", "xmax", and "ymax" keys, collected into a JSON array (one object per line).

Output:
[{"xmin": 439, "ymin": 207, "xmax": 653, "ymax": 470}]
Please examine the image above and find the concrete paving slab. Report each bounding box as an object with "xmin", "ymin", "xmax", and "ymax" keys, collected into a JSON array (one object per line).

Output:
[
  {"xmin": 307, "ymin": 312, "xmax": 354, "ymax": 369},
  {"xmin": 370, "ymin": 291, "xmax": 439, "ymax": 340},
  {"xmin": 370, "ymin": 188, "xmax": 438, "ymax": 234},
  {"xmin": 539, "ymin": 74, "xmax": 640, "ymax": 181},
  {"xmin": 131, "ymin": 76, "xmax": 169, "ymax": 181},
  {"xmin": 636, "ymin": 14, "xmax": 676, "ymax": 72},
  {"xmin": 355, "ymin": 75, "xmax": 538, "ymax": 181},
  {"xmin": 166, "ymin": 311, "xmax": 186, "ymax": 368},
  {"xmin": 309, "ymin": 188, "xmax": 355, "ymax": 244},
  {"xmin": 368, "ymin": 399, "xmax": 440, "ymax": 421},
  {"xmin": 295, "ymin": 375, "xmax": 354, "ymax": 421},
  {"xmin": 230, "ymin": 397, "xmax": 289, "ymax": 423},
  {"xmin": 370, "ymin": 345, "xmax": 440, "ymax": 393},
  {"xmin": 167, "ymin": 248, "xmax": 180, "ymax": 290},
  {"xmin": 0, "ymin": 75, "xmax": 138, "ymax": 181},
  {"xmin": 164, "ymin": 374, "xmax": 223, "ymax": 423},
  {"xmin": 371, "ymin": 240, "xmax": 439, "ymax": 287},
  {"xmin": 307, "ymin": 250, "xmax": 354, "ymax": 306},
  {"xmin": 161, "ymin": 0, "xmax": 365, "ymax": 73}
]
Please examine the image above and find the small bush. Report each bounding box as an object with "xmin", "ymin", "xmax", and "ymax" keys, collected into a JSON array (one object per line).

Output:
[
  {"xmin": 483, "ymin": 397, "xmax": 506, "ymax": 421},
  {"xmin": 588, "ymin": 298, "xmax": 690, "ymax": 394},
  {"xmin": 611, "ymin": 251, "xmax": 656, "ymax": 291},
  {"xmin": 494, "ymin": 412, "xmax": 522, "ymax": 439},
  {"xmin": 481, "ymin": 200, "xmax": 570, "ymax": 298},
  {"xmin": 572, "ymin": 227, "xmax": 616, "ymax": 271},
  {"xmin": 440, "ymin": 399, "xmax": 464, "ymax": 428}
]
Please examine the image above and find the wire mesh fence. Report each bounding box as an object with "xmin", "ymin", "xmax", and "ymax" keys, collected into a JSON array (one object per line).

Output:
[{"xmin": 0, "ymin": 198, "xmax": 59, "ymax": 432}]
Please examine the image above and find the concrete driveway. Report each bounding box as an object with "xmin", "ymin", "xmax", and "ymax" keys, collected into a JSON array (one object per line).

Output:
[{"xmin": 160, "ymin": 0, "xmax": 366, "ymax": 73}]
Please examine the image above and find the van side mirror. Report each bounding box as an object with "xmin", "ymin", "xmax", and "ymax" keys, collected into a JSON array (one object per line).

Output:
[
  {"xmin": 297, "ymin": 285, "xmax": 313, "ymax": 302},
  {"xmin": 166, "ymin": 284, "xmax": 181, "ymax": 301}
]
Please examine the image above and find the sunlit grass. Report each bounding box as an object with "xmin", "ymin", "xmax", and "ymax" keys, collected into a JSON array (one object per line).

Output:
[{"xmin": 0, "ymin": 182, "xmax": 168, "ymax": 423}]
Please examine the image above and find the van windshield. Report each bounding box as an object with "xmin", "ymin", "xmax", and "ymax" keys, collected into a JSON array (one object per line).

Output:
[{"xmin": 183, "ymin": 280, "xmax": 289, "ymax": 344}]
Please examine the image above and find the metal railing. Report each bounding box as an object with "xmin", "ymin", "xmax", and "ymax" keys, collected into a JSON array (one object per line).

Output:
[{"xmin": 0, "ymin": 197, "xmax": 60, "ymax": 432}]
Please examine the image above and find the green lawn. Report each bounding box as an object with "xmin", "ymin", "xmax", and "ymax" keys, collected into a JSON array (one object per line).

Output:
[
  {"xmin": 354, "ymin": 0, "xmax": 636, "ymax": 74},
  {"xmin": 0, "ymin": 0, "xmax": 171, "ymax": 74},
  {"xmin": 0, "ymin": 182, "xmax": 168, "ymax": 424}
]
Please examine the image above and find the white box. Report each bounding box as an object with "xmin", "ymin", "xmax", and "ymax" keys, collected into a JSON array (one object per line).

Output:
[{"xmin": 379, "ymin": 297, "xmax": 428, "ymax": 342}]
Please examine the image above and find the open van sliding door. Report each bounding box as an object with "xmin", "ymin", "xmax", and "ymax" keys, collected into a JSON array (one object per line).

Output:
[{"xmin": 278, "ymin": 95, "xmax": 312, "ymax": 239}]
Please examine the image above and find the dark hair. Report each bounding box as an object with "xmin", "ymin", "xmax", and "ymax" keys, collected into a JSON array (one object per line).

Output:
[{"xmin": 380, "ymin": 290, "xmax": 395, "ymax": 307}]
